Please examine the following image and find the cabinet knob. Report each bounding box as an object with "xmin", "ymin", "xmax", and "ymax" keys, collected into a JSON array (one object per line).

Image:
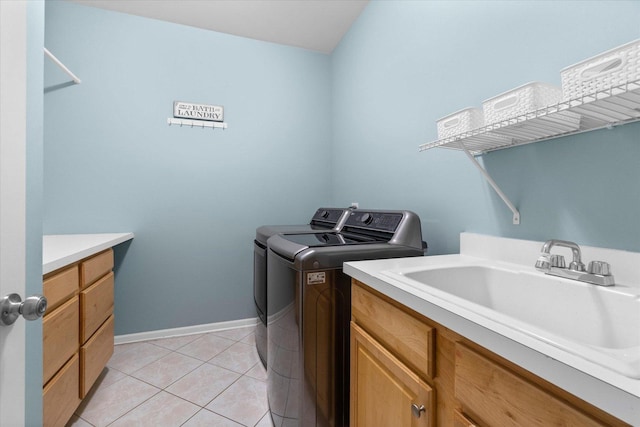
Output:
[{"xmin": 411, "ymin": 403, "xmax": 426, "ymax": 418}]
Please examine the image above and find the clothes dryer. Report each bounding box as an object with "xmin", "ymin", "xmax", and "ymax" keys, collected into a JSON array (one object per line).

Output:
[
  {"xmin": 266, "ymin": 210, "xmax": 426, "ymax": 427},
  {"xmin": 254, "ymin": 208, "xmax": 352, "ymax": 366}
]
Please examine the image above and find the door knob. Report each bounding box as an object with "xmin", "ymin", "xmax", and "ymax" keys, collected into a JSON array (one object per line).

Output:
[{"xmin": 0, "ymin": 293, "xmax": 47, "ymax": 326}]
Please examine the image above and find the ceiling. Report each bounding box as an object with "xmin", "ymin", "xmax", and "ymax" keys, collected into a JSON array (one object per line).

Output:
[{"xmin": 68, "ymin": 0, "xmax": 369, "ymax": 54}]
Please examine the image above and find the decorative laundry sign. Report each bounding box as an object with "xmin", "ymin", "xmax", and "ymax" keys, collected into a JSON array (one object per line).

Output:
[{"xmin": 173, "ymin": 101, "xmax": 224, "ymax": 122}]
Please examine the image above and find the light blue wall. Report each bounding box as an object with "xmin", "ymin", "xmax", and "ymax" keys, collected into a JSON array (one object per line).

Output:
[
  {"xmin": 44, "ymin": 1, "xmax": 640, "ymax": 337},
  {"xmin": 43, "ymin": 2, "xmax": 332, "ymax": 335},
  {"xmin": 331, "ymin": 0, "xmax": 640, "ymax": 254},
  {"xmin": 26, "ymin": 1, "xmax": 44, "ymax": 425}
]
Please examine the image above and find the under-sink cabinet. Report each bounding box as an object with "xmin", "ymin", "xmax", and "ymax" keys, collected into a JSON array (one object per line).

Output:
[
  {"xmin": 350, "ymin": 279, "xmax": 628, "ymax": 427},
  {"xmin": 350, "ymin": 281, "xmax": 436, "ymax": 427},
  {"xmin": 42, "ymin": 249, "xmax": 115, "ymax": 427}
]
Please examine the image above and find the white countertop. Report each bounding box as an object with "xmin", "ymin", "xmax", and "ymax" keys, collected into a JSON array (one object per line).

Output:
[
  {"xmin": 344, "ymin": 233, "xmax": 640, "ymax": 425},
  {"xmin": 43, "ymin": 233, "xmax": 134, "ymax": 274}
]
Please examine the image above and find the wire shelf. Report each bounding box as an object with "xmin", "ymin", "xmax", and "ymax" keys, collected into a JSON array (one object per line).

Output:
[{"xmin": 420, "ymin": 80, "xmax": 640, "ymax": 155}]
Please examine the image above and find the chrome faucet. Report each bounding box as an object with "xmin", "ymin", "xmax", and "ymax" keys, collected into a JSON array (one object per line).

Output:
[
  {"xmin": 536, "ymin": 239, "xmax": 585, "ymax": 271},
  {"xmin": 535, "ymin": 239, "xmax": 615, "ymax": 286}
]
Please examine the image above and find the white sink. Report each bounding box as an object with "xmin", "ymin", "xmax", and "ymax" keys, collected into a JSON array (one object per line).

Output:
[{"xmin": 382, "ymin": 263, "xmax": 640, "ymax": 378}]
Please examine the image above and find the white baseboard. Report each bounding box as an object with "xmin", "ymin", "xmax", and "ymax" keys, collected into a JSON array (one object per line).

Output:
[{"xmin": 114, "ymin": 317, "xmax": 259, "ymax": 345}]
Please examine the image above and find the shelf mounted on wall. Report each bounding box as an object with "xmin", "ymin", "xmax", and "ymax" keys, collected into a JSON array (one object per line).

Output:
[
  {"xmin": 420, "ymin": 80, "xmax": 640, "ymax": 155},
  {"xmin": 420, "ymin": 80, "xmax": 640, "ymax": 226}
]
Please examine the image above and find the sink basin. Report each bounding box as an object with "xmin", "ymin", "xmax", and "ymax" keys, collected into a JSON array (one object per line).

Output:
[{"xmin": 382, "ymin": 264, "xmax": 640, "ymax": 378}]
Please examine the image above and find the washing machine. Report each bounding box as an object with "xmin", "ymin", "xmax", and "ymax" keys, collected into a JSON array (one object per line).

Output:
[
  {"xmin": 266, "ymin": 209, "xmax": 426, "ymax": 427},
  {"xmin": 254, "ymin": 208, "xmax": 352, "ymax": 367}
]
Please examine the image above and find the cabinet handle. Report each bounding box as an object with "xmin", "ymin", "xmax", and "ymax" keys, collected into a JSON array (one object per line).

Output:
[{"xmin": 411, "ymin": 403, "xmax": 426, "ymax": 418}]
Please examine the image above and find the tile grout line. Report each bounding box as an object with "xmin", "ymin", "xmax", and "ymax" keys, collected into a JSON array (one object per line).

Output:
[
  {"xmin": 73, "ymin": 328, "xmax": 269, "ymax": 427},
  {"xmin": 104, "ymin": 385, "xmax": 164, "ymax": 427}
]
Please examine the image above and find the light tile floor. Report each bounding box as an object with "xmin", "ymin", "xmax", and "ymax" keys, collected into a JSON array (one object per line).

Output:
[{"xmin": 68, "ymin": 326, "xmax": 273, "ymax": 427}]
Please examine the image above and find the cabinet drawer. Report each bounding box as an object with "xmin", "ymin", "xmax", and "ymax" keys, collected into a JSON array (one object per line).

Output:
[
  {"xmin": 454, "ymin": 343, "xmax": 607, "ymax": 426},
  {"xmin": 352, "ymin": 282, "xmax": 434, "ymax": 379},
  {"xmin": 43, "ymin": 353, "xmax": 81, "ymax": 427},
  {"xmin": 80, "ymin": 271, "xmax": 114, "ymax": 343},
  {"xmin": 80, "ymin": 249, "xmax": 113, "ymax": 289},
  {"xmin": 43, "ymin": 296, "xmax": 79, "ymax": 385},
  {"xmin": 80, "ymin": 315, "xmax": 114, "ymax": 397},
  {"xmin": 43, "ymin": 266, "xmax": 78, "ymax": 312}
]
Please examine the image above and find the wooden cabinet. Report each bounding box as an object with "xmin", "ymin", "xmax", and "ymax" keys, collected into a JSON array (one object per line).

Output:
[
  {"xmin": 454, "ymin": 343, "xmax": 608, "ymax": 426},
  {"xmin": 80, "ymin": 271, "xmax": 114, "ymax": 343},
  {"xmin": 42, "ymin": 249, "xmax": 116, "ymax": 427},
  {"xmin": 453, "ymin": 410, "xmax": 478, "ymax": 427},
  {"xmin": 351, "ymin": 283, "xmax": 434, "ymax": 380},
  {"xmin": 350, "ymin": 279, "xmax": 628, "ymax": 427},
  {"xmin": 43, "ymin": 266, "xmax": 78, "ymax": 312},
  {"xmin": 43, "ymin": 296, "xmax": 79, "ymax": 385},
  {"xmin": 351, "ymin": 322, "xmax": 434, "ymax": 427},
  {"xmin": 351, "ymin": 282, "xmax": 435, "ymax": 427},
  {"xmin": 80, "ymin": 314, "xmax": 114, "ymax": 397},
  {"xmin": 80, "ymin": 249, "xmax": 114, "ymax": 288},
  {"xmin": 43, "ymin": 354, "xmax": 81, "ymax": 427}
]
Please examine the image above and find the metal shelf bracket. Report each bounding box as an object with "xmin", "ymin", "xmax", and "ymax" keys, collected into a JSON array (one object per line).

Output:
[
  {"xmin": 461, "ymin": 143, "xmax": 520, "ymax": 225},
  {"xmin": 44, "ymin": 48, "xmax": 81, "ymax": 84}
]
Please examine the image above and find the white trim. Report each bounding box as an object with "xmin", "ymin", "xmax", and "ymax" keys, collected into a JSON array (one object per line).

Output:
[{"xmin": 114, "ymin": 317, "xmax": 259, "ymax": 345}]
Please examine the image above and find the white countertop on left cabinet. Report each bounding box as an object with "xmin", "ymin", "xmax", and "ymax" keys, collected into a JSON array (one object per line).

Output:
[{"xmin": 43, "ymin": 233, "xmax": 134, "ymax": 274}]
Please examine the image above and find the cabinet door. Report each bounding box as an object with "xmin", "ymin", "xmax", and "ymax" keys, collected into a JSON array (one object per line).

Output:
[
  {"xmin": 455, "ymin": 343, "xmax": 609, "ymax": 427},
  {"xmin": 351, "ymin": 322, "xmax": 434, "ymax": 427}
]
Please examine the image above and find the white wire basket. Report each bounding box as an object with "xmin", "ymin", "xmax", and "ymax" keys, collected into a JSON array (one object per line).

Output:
[
  {"xmin": 436, "ymin": 107, "xmax": 484, "ymax": 138},
  {"xmin": 482, "ymin": 82, "xmax": 563, "ymax": 125},
  {"xmin": 561, "ymin": 39, "xmax": 640, "ymax": 101}
]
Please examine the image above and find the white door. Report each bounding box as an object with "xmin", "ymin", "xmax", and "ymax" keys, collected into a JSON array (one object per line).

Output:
[{"xmin": 0, "ymin": 1, "xmax": 28, "ymax": 425}]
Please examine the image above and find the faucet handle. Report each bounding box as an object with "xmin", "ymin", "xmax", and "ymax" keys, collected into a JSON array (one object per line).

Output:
[
  {"xmin": 569, "ymin": 260, "xmax": 586, "ymax": 272},
  {"xmin": 588, "ymin": 261, "xmax": 612, "ymax": 276},
  {"xmin": 549, "ymin": 254, "xmax": 566, "ymax": 268}
]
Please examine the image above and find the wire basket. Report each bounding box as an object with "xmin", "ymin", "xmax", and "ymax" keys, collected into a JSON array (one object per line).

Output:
[
  {"xmin": 482, "ymin": 82, "xmax": 562, "ymax": 125},
  {"xmin": 561, "ymin": 39, "xmax": 640, "ymax": 100},
  {"xmin": 436, "ymin": 107, "xmax": 484, "ymax": 139}
]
